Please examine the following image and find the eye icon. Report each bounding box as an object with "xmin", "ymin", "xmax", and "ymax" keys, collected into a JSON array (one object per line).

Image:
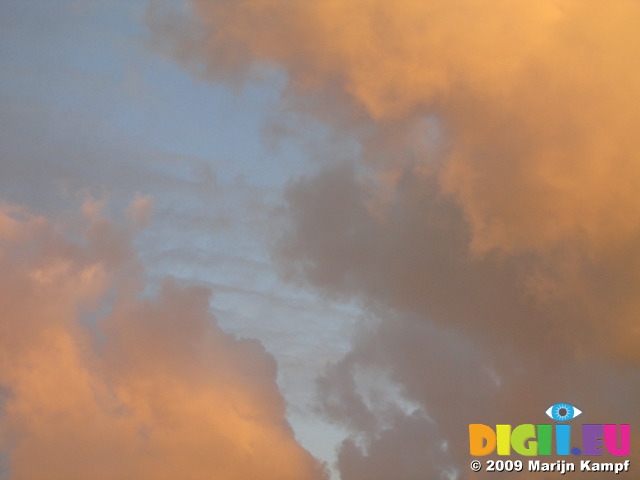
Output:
[{"xmin": 545, "ymin": 403, "xmax": 582, "ymax": 422}]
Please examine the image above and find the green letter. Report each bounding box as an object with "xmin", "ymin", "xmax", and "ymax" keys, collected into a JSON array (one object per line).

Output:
[{"xmin": 512, "ymin": 424, "xmax": 537, "ymax": 456}]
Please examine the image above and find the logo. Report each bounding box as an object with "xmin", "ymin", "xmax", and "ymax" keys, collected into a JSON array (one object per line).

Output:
[
  {"xmin": 469, "ymin": 403, "xmax": 630, "ymax": 457},
  {"xmin": 545, "ymin": 403, "xmax": 582, "ymax": 422}
]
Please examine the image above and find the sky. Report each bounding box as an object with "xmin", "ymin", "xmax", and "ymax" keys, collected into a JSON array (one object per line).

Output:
[{"xmin": 1, "ymin": 1, "xmax": 639, "ymax": 479}]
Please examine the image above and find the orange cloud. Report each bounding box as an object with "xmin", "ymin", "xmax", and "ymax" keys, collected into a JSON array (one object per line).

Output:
[
  {"xmin": 153, "ymin": 0, "xmax": 640, "ymax": 256},
  {"xmin": 150, "ymin": 1, "xmax": 640, "ymax": 477},
  {"xmin": 0, "ymin": 203, "xmax": 326, "ymax": 480}
]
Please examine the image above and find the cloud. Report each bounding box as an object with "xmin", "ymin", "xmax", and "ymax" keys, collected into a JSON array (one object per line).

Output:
[
  {"xmin": 154, "ymin": 0, "xmax": 640, "ymax": 253},
  {"xmin": 277, "ymin": 160, "xmax": 640, "ymax": 479},
  {"xmin": 0, "ymin": 201, "xmax": 326, "ymax": 480},
  {"xmin": 155, "ymin": 1, "xmax": 640, "ymax": 478},
  {"xmin": 126, "ymin": 194, "xmax": 154, "ymax": 229}
]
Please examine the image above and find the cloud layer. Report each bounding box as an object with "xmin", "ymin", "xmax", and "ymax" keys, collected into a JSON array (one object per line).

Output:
[
  {"xmin": 160, "ymin": 0, "xmax": 640, "ymax": 254},
  {"xmin": 155, "ymin": 0, "xmax": 640, "ymax": 478},
  {"xmin": 0, "ymin": 202, "xmax": 326, "ymax": 480}
]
